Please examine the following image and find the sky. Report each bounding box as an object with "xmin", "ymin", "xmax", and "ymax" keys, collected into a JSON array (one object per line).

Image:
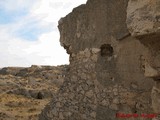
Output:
[{"xmin": 0, "ymin": 0, "xmax": 87, "ymax": 67}]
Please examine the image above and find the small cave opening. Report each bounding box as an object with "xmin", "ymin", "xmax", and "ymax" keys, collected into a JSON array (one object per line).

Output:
[{"xmin": 100, "ymin": 44, "xmax": 113, "ymax": 57}]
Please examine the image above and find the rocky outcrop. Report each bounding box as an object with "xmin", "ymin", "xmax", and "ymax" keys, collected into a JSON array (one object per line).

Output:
[
  {"xmin": 0, "ymin": 65, "xmax": 68, "ymax": 120},
  {"xmin": 39, "ymin": 0, "xmax": 160, "ymax": 120}
]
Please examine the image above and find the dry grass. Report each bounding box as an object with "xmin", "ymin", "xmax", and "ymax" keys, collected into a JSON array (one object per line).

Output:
[{"xmin": 0, "ymin": 93, "xmax": 50, "ymax": 120}]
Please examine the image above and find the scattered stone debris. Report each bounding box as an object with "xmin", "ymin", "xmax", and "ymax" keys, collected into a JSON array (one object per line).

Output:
[{"xmin": 0, "ymin": 65, "xmax": 68, "ymax": 120}]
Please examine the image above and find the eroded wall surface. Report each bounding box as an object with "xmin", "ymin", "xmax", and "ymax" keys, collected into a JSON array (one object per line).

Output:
[{"xmin": 39, "ymin": 0, "xmax": 160, "ymax": 119}]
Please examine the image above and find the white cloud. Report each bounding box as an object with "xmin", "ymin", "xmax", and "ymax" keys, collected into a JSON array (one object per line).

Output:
[
  {"xmin": 0, "ymin": 0, "xmax": 37, "ymax": 12},
  {"xmin": 0, "ymin": 0, "xmax": 87, "ymax": 67},
  {"xmin": 32, "ymin": 0, "xmax": 87, "ymax": 22}
]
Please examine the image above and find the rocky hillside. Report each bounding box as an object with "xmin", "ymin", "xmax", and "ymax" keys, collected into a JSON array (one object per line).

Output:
[{"xmin": 0, "ymin": 65, "xmax": 68, "ymax": 120}]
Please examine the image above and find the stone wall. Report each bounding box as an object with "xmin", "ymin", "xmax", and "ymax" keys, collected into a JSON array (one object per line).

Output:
[
  {"xmin": 58, "ymin": 0, "xmax": 129, "ymax": 53},
  {"xmin": 39, "ymin": 0, "xmax": 160, "ymax": 120},
  {"xmin": 39, "ymin": 44, "xmax": 154, "ymax": 120},
  {"xmin": 127, "ymin": 0, "xmax": 160, "ymax": 115}
]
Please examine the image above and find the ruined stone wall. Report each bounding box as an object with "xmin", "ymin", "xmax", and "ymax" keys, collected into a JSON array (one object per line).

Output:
[
  {"xmin": 39, "ymin": 0, "xmax": 160, "ymax": 120},
  {"xmin": 39, "ymin": 43, "xmax": 154, "ymax": 120},
  {"xmin": 127, "ymin": 0, "xmax": 160, "ymax": 115}
]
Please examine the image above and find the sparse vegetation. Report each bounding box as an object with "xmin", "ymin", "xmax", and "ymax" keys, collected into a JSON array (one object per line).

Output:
[{"xmin": 0, "ymin": 65, "xmax": 68, "ymax": 120}]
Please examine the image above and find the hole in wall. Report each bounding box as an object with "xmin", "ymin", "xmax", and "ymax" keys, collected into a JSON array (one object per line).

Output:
[
  {"xmin": 100, "ymin": 44, "xmax": 113, "ymax": 57},
  {"xmin": 36, "ymin": 92, "xmax": 43, "ymax": 99},
  {"xmin": 134, "ymin": 110, "xmax": 137, "ymax": 113}
]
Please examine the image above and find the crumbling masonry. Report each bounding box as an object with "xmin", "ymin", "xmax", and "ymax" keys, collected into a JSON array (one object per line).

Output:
[{"xmin": 39, "ymin": 0, "xmax": 160, "ymax": 119}]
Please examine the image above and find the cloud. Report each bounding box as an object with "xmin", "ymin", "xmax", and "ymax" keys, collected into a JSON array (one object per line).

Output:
[
  {"xmin": 0, "ymin": 0, "xmax": 37, "ymax": 12},
  {"xmin": 0, "ymin": 0, "xmax": 87, "ymax": 67}
]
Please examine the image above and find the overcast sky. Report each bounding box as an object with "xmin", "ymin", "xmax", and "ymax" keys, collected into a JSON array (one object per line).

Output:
[{"xmin": 0, "ymin": 0, "xmax": 87, "ymax": 67}]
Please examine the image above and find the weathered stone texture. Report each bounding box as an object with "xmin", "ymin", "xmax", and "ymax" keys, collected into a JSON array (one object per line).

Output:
[
  {"xmin": 39, "ymin": 0, "xmax": 160, "ymax": 120},
  {"xmin": 127, "ymin": 0, "xmax": 160, "ymax": 37},
  {"xmin": 58, "ymin": 0, "xmax": 129, "ymax": 53},
  {"xmin": 40, "ymin": 49, "xmax": 98, "ymax": 120},
  {"xmin": 39, "ymin": 47, "xmax": 154, "ymax": 120},
  {"xmin": 126, "ymin": 0, "xmax": 160, "ymax": 115}
]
